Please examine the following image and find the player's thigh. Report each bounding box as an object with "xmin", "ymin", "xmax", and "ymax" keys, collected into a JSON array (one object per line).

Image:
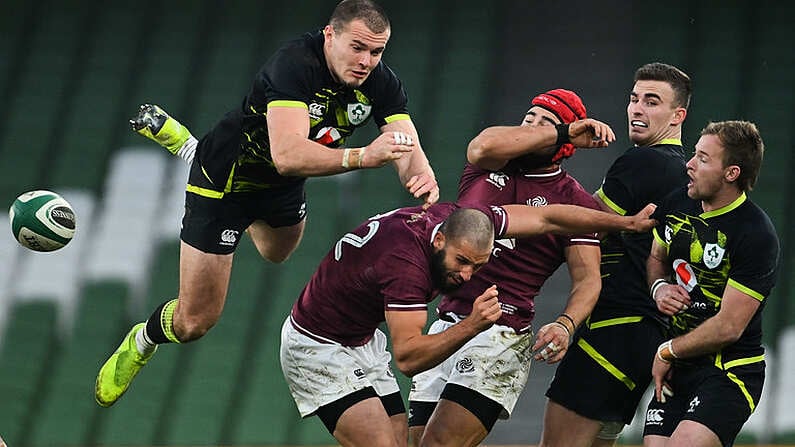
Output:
[
  {"xmin": 247, "ymin": 182, "xmax": 307, "ymax": 262},
  {"xmin": 247, "ymin": 219, "xmax": 305, "ymax": 262},
  {"xmin": 667, "ymin": 420, "xmax": 722, "ymax": 447},
  {"xmin": 643, "ymin": 434, "xmax": 669, "ymax": 447},
  {"xmin": 177, "ymin": 240, "xmax": 234, "ymax": 318},
  {"xmin": 539, "ymin": 399, "xmax": 602, "ymax": 447},
  {"xmin": 422, "ymin": 399, "xmax": 487, "ymax": 447},
  {"xmin": 335, "ymin": 397, "xmax": 402, "ymax": 447}
]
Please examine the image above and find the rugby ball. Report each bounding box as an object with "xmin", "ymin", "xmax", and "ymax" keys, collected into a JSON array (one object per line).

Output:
[{"xmin": 9, "ymin": 190, "xmax": 76, "ymax": 252}]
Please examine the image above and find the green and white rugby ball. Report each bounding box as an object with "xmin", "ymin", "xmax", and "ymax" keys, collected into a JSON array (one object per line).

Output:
[{"xmin": 9, "ymin": 190, "xmax": 76, "ymax": 252}]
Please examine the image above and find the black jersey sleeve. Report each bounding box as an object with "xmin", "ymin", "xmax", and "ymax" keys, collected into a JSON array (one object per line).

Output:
[
  {"xmin": 368, "ymin": 62, "xmax": 409, "ymax": 127},
  {"xmin": 727, "ymin": 209, "xmax": 780, "ymax": 302}
]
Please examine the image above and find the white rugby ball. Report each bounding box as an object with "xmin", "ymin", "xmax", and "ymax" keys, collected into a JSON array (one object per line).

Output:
[{"xmin": 9, "ymin": 190, "xmax": 76, "ymax": 252}]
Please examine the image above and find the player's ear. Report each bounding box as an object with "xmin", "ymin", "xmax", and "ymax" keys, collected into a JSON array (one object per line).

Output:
[
  {"xmin": 323, "ymin": 25, "xmax": 335, "ymax": 41},
  {"xmin": 724, "ymin": 165, "xmax": 741, "ymax": 183},
  {"xmin": 671, "ymin": 107, "xmax": 687, "ymax": 126},
  {"xmin": 432, "ymin": 231, "xmax": 446, "ymax": 250}
]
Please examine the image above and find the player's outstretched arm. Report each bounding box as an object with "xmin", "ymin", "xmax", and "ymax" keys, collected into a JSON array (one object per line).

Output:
[
  {"xmin": 381, "ymin": 119, "xmax": 439, "ymax": 208},
  {"xmin": 467, "ymin": 118, "xmax": 616, "ymax": 171},
  {"xmin": 502, "ymin": 203, "xmax": 657, "ymax": 238}
]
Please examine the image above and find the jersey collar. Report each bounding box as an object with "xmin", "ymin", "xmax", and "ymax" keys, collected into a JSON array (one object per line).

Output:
[
  {"xmin": 700, "ymin": 192, "xmax": 747, "ymax": 219},
  {"xmin": 656, "ymin": 138, "xmax": 682, "ymax": 146},
  {"xmin": 522, "ymin": 167, "xmax": 563, "ymax": 178}
]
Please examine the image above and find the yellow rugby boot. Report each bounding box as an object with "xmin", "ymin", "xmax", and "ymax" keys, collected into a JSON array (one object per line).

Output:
[
  {"xmin": 95, "ymin": 322, "xmax": 157, "ymax": 407},
  {"xmin": 129, "ymin": 104, "xmax": 192, "ymax": 155}
]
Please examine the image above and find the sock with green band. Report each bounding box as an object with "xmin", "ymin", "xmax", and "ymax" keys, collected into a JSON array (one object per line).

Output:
[{"xmin": 144, "ymin": 299, "xmax": 182, "ymax": 344}]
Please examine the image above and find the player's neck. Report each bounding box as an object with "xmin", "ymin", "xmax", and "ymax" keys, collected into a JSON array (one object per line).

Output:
[
  {"xmin": 701, "ymin": 187, "xmax": 743, "ymax": 213},
  {"xmin": 646, "ymin": 128, "xmax": 683, "ymax": 147}
]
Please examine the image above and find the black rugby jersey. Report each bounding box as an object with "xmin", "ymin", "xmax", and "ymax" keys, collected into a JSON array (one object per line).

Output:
[
  {"xmin": 592, "ymin": 141, "xmax": 688, "ymax": 320},
  {"xmin": 198, "ymin": 30, "xmax": 409, "ymax": 192},
  {"xmin": 653, "ymin": 188, "xmax": 779, "ymax": 363}
]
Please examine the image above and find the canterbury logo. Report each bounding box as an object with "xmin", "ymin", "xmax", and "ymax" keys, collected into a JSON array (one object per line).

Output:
[
  {"xmin": 308, "ymin": 102, "xmax": 326, "ymax": 120},
  {"xmin": 645, "ymin": 409, "xmax": 664, "ymax": 425},
  {"xmin": 220, "ymin": 229, "xmax": 239, "ymax": 246},
  {"xmin": 486, "ymin": 172, "xmax": 509, "ymax": 189}
]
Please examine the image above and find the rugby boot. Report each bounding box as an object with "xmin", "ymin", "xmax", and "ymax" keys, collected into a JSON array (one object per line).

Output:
[
  {"xmin": 130, "ymin": 104, "xmax": 192, "ymax": 155},
  {"xmin": 95, "ymin": 322, "xmax": 157, "ymax": 407}
]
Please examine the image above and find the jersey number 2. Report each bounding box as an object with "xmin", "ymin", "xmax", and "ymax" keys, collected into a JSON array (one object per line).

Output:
[{"xmin": 334, "ymin": 221, "xmax": 380, "ymax": 261}]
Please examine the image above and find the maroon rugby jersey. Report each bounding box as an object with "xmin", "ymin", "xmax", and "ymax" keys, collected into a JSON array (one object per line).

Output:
[
  {"xmin": 289, "ymin": 202, "xmax": 509, "ymax": 346},
  {"xmin": 440, "ymin": 163, "xmax": 600, "ymax": 333}
]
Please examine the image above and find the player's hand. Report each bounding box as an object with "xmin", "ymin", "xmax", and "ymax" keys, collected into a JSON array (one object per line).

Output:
[
  {"xmin": 652, "ymin": 353, "xmax": 674, "ymax": 403},
  {"xmin": 568, "ymin": 118, "xmax": 616, "ymax": 148},
  {"xmin": 465, "ymin": 285, "xmax": 502, "ymax": 332},
  {"xmin": 363, "ymin": 131, "xmax": 415, "ymax": 168},
  {"xmin": 654, "ymin": 284, "xmax": 692, "ymax": 316},
  {"xmin": 405, "ymin": 172, "xmax": 439, "ymax": 209},
  {"xmin": 627, "ymin": 203, "xmax": 657, "ymax": 232},
  {"xmin": 532, "ymin": 321, "xmax": 571, "ymax": 364}
]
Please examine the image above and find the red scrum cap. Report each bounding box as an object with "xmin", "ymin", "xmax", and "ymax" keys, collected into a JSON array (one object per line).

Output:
[
  {"xmin": 530, "ymin": 89, "xmax": 587, "ymax": 162},
  {"xmin": 531, "ymin": 89, "xmax": 586, "ymax": 124}
]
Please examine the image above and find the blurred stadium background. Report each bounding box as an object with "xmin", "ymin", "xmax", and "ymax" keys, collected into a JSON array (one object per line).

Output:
[{"xmin": 0, "ymin": 0, "xmax": 793, "ymax": 445}]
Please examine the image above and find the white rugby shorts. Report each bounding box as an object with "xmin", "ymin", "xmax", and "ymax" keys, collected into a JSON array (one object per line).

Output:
[
  {"xmin": 409, "ymin": 319, "xmax": 534, "ymax": 418},
  {"xmin": 280, "ymin": 317, "xmax": 401, "ymax": 417}
]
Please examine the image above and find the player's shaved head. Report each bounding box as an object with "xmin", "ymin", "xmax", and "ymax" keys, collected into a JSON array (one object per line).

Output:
[
  {"xmin": 330, "ymin": 0, "xmax": 390, "ymax": 34},
  {"xmin": 439, "ymin": 208, "xmax": 494, "ymax": 252}
]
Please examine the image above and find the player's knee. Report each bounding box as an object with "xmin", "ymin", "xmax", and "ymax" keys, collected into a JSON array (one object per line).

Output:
[
  {"xmin": 263, "ymin": 248, "xmax": 293, "ymax": 263},
  {"xmin": 173, "ymin": 310, "xmax": 219, "ymax": 342}
]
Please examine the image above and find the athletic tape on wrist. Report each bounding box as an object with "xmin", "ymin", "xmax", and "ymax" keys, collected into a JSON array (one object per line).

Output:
[
  {"xmin": 356, "ymin": 147, "xmax": 366, "ymax": 168},
  {"xmin": 342, "ymin": 148, "xmax": 352, "ymax": 169},
  {"xmin": 657, "ymin": 340, "xmax": 675, "ymax": 363}
]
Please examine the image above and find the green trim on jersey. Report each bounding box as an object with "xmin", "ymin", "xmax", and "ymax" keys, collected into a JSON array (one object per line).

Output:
[
  {"xmin": 267, "ymin": 100, "xmax": 308, "ymax": 109},
  {"xmin": 588, "ymin": 315, "xmax": 644, "ymax": 330},
  {"xmin": 727, "ymin": 278, "xmax": 765, "ymax": 301},
  {"xmin": 595, "ymin": 188, "xmax": 627, "ymax": 215},
  {"xmin": 186, "ymin": 163, "xmax": 237, "ymax": 199},
  {"xmin": 652, "ymin": 227, "xmax": 667, "ymax": 247},
  {"xmin": 656, "ymin": 138, "xmax": 682, "ymax": 146},
  {"xmin": 187, "ymin": 184, "xmax": 224, "ymax": 199},
  {"xmin": 384, "ymin": 113, "xmax": 410, "ymax": 123},
  {"xmin": 577, "ymin": 338, "xmax": 636, "ymax": 390},
  {"xmin": 700, "ymin": 193, "xmax": 746, "ymax": 219}
]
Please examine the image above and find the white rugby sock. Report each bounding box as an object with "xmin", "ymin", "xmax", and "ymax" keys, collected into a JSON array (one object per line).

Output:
[
  {"xmin": 134, "ymin": 325, "xmax": 157, "ymax": 355},
  {"xmin": 176, "ymin": 136, "xmax": 197, "ymax": 163}
]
